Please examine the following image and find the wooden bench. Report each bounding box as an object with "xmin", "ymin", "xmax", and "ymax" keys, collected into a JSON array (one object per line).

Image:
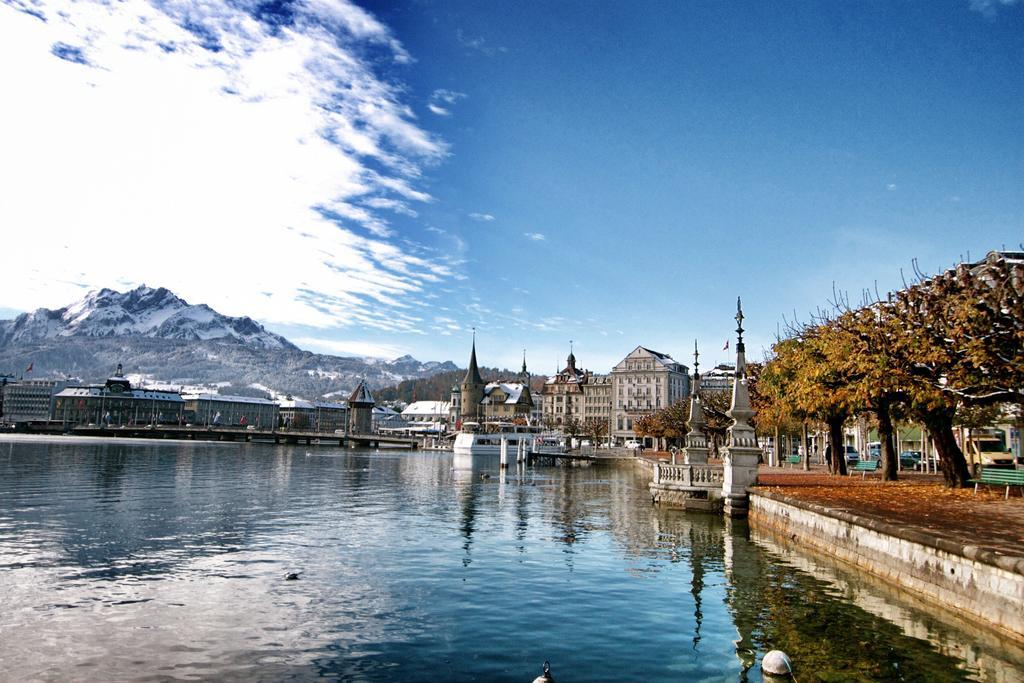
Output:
[
  {"xmin": 969, "ymin": 467, "xmax": 1024, "ymax": 499},
  {"xmin": 850, "ymin": 460, "xmax": 879, "ymax": 478},
  {"xmin": 787, "ymin": 455, "xmax": 801, "ymax": 467}
]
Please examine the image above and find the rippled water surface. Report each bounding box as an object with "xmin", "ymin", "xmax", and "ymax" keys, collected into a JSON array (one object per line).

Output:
[{"xmin": 1, "ymin": 436, "xmax": 1021, "ymax": 682}]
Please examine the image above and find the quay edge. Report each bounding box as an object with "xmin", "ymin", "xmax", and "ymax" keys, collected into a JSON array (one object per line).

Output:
[{"xmin": 748, "ymin": 490, "xmax": 1024, "ymax": 644}]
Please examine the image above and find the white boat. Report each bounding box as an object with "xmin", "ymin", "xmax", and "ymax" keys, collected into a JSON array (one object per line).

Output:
[{"xmin": 452, "ymin": 422, "xmax": 565, "ymax": 460}]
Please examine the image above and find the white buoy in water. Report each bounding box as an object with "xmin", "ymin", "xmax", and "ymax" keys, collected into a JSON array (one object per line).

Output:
[
  {"xmin": 531, "ymin": 661, "xmax": 553, "ymax": 683},
  {"xmin": 762, "ymin": 650, "xmax": 793, "ymax": 677}
]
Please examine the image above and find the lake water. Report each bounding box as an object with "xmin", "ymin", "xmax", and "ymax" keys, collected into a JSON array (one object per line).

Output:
[{"xmin": 0, "ymin": 436, "xmax": 1021, "ymax": 682}]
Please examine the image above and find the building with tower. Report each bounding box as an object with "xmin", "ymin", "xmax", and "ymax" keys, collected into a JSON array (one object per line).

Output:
[
  {"xmin": 540, "ymin": 347, "xmax": 611, "ymax": 431},
  {"xmin": 452, "ymin": 336, "xmax": 533, "ymax": 427},
  {"xmin": 53, "ymin": 364, "xmax": 184, "ymax": 427},
  {"xmin": 347, "ymin": 380, "xmax": 374, "ymax": 434},
  {"xmin": 459, "ymin": 335, "xmax": 486, "ymax": 424}
]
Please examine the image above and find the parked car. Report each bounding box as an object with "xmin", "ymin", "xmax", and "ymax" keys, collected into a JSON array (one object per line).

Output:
[
  {"xmin": 867, "ymin": 442, "xmax": 881, "ymax": 460},
  {"xmin": 899, "ymin": 450, "xmax": 922, "ymax": 468},
  {"xmin": 844, "ymin": 445, "xmax": 859, "ymax": 465},
  {"xmin": 624, "ymin": 440, "xmax": 642, "ymax": 450}
]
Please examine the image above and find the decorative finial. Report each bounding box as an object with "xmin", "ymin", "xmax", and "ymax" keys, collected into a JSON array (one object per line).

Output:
[
  {"xmin": 693, "ymin": 338, "xmax": 699, "ymax": 373},
  {"xmin": 735, "ymin": 297, "xmax": 744, "ymax": 346}
]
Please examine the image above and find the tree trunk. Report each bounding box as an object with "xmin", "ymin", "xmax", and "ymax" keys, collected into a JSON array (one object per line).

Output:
[
  {"xmin": 876, "ymin": 402, "xmax": 898, "ymax": 481},
  {"xmin": 802, "ymin": 422, "xmax": 810, "ymax": 471},
  {"xmin": 828, "ymin": 415, "xmax": 847, "ymax": 476},
  {"xmin": 921, "ymin": 408, "xmax": 972, "ymax": 487},
  {"xmin": 773, "ymin": 426, "xmax": 780, "ymax": 467}
]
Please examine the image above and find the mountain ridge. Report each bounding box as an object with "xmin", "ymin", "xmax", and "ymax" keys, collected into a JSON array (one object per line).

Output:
[{"xmin": 0, "ymin": 286, "xmax": 458, "ymax": 397}]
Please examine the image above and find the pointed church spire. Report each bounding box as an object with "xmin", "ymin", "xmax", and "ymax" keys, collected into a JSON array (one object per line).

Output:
[{"xmin": 464, "ymin": 329, "xmax": 484, "ymax": 386}]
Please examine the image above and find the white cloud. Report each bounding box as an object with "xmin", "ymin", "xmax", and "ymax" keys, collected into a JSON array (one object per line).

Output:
[
  {"xmin": 0, "ymin": 0, "xmax": 456, "ymax": 333},
  {"xmin": 469, "ymin": 212, "xmax": 495, "ymax": 222},
  {"xmin": 886, "ymin": 183, "xmax": 897, "ymax": 191},
  {"xmin": 456, "ymin": 29, "xmax": 507, "ymax": 56},
  {"xmin": 524, "ymin": 232, "xmax": 546, "ymax": 241},
  {"xmin": 969, "ymin": 0, "xmax": 1022, "ymax": 17},
  {"xmin": 292, "ymin": 336, "xmax": 408, "ymax": 359},
  {"xmin": 427, "ymin": 88, "xmax": 466, "ymax": 116}
]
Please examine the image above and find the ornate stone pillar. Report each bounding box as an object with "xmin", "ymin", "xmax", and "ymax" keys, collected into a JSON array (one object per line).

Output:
[
  {"xmin": 721, "ymin": 298, "xmax": 760, "ymax": 518},
  {"xmin": 683, "ymin": 339, "xmax": 709, "ymax": 465}
]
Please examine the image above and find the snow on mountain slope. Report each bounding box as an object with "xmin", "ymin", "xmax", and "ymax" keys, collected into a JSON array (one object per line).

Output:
[
  {"xmin": 0, "ymin": 286, "xmax": 461, "ymax": 395},
  {"xmin": 0, "ymin": 285, "xmax": 296, "ymax": 350}
]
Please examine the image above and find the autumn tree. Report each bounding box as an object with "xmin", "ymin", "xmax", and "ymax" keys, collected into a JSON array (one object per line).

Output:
[
  {"xmin": 762, "ymin": 251, "xmax": 1023, "ymax": 487},
  {"xmin": 882, "ymin": 254, "xmax": 1024, "ymax": 486},
  {"xmin": 697, "ymin": 389, "xmax": 732, "ymax": 458},
  {"xmin": 760, "ymin": 324, "xmax": 859, "ymax": 475},
  {"xmin": 633, "ymin": 413, "xmax": 662, "ymax": 447},
  {"xmin": 655, "ymin": 400, "xmax": 690, "ymax": 447},
  {"xmin": 582, "ymin": 417, "xmax": 608, "ymax": 444}
]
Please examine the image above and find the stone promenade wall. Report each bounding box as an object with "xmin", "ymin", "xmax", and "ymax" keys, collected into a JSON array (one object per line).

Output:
[{"xmin": 749, "ymin": 491, "xmax": 1024, "ymax": 642}]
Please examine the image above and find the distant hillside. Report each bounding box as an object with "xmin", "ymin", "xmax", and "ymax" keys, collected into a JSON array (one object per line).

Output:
[
  {"xmin": 0, "ymin": 286, "xmax": 458, "ymax": 397},
  {"xmin": 376, "ymin": 368, "xmax": 549, "ymax": 404}
]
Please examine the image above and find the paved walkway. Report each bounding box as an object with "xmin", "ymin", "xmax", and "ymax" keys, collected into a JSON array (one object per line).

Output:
[{"xmin": 756, "ymin": 464, "xmax": 1024, "ymax": 562}]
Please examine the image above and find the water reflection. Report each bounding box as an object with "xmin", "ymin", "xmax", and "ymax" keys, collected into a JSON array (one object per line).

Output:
[{"xmin": 0, "ymin": 436, "xmax": 1019, "ymax": 682}]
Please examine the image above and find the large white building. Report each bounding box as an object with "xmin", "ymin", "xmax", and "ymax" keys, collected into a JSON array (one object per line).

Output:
[
  {"xmin": 610, "ymin": 346, "xmax": 690, "ymax": 446},
  {"xmin": 401, "ymin": 400, "xmax": 450, "ymax": 434}
]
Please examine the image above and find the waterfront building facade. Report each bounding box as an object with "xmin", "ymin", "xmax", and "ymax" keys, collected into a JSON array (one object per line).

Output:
[
  {"xmin": 540, "ymin": 351, "xmax": 611, "ymax": 431},
  {"xmin": 373, "ymin": 405, "xmax": 405, "ymax": 432},
  {"xmin": 582, "ymin": 373, "xmax": 613, "ymax": 428},
  {"xmin": 541, "ymin": 350, "xmax": 586, "ymax": 427},
  {"xmin": 54, "ymin": 385, "xmax": 184, "ymax": 427},
  {"xmin": 401, "ymin": 401, "xmax": 450, "ymax": 433},
  {"xmin": 182, "ymin": 393, "xmax": 279, "ymax": 428},
  {"xmin": 611, "ymin": 346, "xmax": 690, "ymax": 446},
  {"xmin": 480, "ymin": 382, "xmax": 533, "ymax": 422},
  {"xmin": 1, "ymin": 378, "xmax": 72, "ymax": 423},
  {"xmin": 277, "ymin": 397, "xmax": 347, "ymax": 431}
]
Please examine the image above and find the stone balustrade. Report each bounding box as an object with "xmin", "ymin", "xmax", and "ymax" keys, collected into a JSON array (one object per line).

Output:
[{"xmin": 652, "ymin": 462, "xmax": 724, "ymax": 488}]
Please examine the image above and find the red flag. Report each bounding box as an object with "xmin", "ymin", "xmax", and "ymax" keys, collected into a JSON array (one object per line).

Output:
[
  {"xmin": 722, "ymin": 340, "xmax": 729, "ymax": 351},
  {"xmin": 25, "ymin": 362, "xmax": 33, "ymax": 373}
]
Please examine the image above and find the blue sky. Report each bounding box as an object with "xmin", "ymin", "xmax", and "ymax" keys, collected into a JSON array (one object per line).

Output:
[{"xmin": 0, "ymin": 0, "xmax": 1021, "ymax": 376}]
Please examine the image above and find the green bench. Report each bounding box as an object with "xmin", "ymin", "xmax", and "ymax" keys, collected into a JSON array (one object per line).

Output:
[
  {"xmin": 969, "ymin": 467, "xmax": 1024, "ymax": 499},
  {"xmin": 787, "ymin": 454, "xmax": 801, "ymax": 467},
  {"xmin": 850, "ymin": 460, "xmax": 879, "ymax": 477}
]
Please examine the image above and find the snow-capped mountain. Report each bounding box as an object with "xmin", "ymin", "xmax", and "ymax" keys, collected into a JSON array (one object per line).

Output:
[
  {"xmin": 0, "ymin": 286, "xmax": 459, "ymax": 396},
  {"xmin": 0, "ymin": 286, "xmax": 295, "ymax": 350}
]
